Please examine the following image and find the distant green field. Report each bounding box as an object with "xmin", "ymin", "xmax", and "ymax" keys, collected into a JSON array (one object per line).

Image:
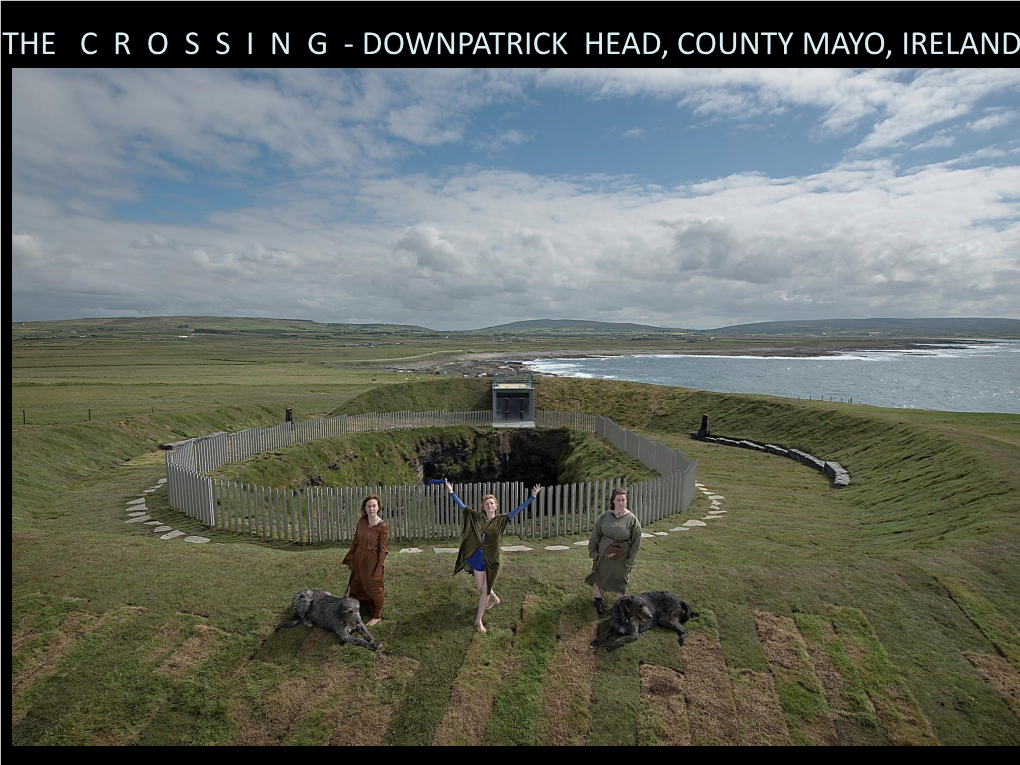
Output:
[
  {"xmin": 13, "ymin": 315, "xmax": 1003, "ymax": 426},
  {"xmin": 10, "ymin": 319, "xmax": 1020, "ymax": 745}
]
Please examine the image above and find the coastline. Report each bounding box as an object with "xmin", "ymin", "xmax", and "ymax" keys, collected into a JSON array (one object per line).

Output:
[{"xmin": 378, "ymin": 338, "xmax": 1008, "ymax": 376}]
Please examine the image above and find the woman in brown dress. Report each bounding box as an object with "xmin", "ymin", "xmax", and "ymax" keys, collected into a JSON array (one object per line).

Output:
[
  {"xmin": 585, "ymin": 488, "xmax": 641, "ymax": 615},
  {"xmin": 341, "ymin": 494, "xmax": 388, "ymax": 626}
]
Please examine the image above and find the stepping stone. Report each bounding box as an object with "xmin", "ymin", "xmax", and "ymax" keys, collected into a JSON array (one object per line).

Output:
[
  {"xmin": 184, "ymin": 536, "xmax": 210, "ymax": 543},
  {"xmin": 654, "ymin": 531, "xmax": 669, "ymax": 536},
  {"xmin": 501, "ymin": 545, "xmax": 533, "ymax": 552},
  {"xmin": 545, "ymin": 545, "xmax": 570, "ymax": 551},
  {"xmin": 143, "ymin": 520, "xmax": 162, "ymax": 525},
  {"xmin": 573, "ymin": 540, "xmax": 589, "ymax": 546},
  {"xmin": 160, "ymin": 530, "xmax": 185, "ymax": 539},
  {"xmin": 124, "ymin": 515, "xmax": 151, "ymax": 523},
  {"xmin": 157, "ymin": 478, "xmax": 167, "ymax": 484},
  {"xmin": 153, "ymin": 526, "xmax": 173, "ymax": 533},
  {"xmin": 702, "ymin": 516, "xmax": 724, "ymax": 520},
  {"xmin": 683, "ymin": 520, "xmax": 707, "ymax": 527},
  {"xmin": 126, "ymin": 498, "xmax": 146, "ymax": 506},
  {"xmin": 399, "ymin": 547, "xmax": 423, "ymax": 554},
  {"xmin": 641, "ymin": 533, "xmax": 655, "ymax": 538},
  {"xmin": 709, "ymin": 510, "xmax": 727, "ymax": 514},
  {"xmin": 127, "ymin": 510, "xmax": 148, "ymax": 517},
  {"xmin": 433, "ymin": 547, "xmax": 459, "ymax": 554},
  {"xmin": 670, "ymin": 527, "xmax": 691, "ymax": 532},
  {"xmin": 708, "ymin": 495, "xmax": 725, "ymax": 500},
  {"xmin": 695, "ymin": 483, "xmax": 705, "ymax": 488},
  {"xmin": 142, "ymin": 489, "xmax": 155, "ymax": 494},
  {"xmin": 711, "ymin": 501, "xmax": 721, "ymax": 507}
]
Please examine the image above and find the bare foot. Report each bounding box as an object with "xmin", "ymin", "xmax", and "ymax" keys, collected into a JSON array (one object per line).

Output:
[
  {"xmin": 366, "ymin": 618, "xmax": 381, "ymax": 627},
  {"xmin": 486, "ymin": 595, "xmax": 500, "ymax": 610},
  {"xmin": 474, "ymin": 621, "xmax": 487, "ymax": 633}
]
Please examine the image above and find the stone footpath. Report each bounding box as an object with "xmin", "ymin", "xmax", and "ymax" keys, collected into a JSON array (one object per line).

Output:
[
  {"xmin": 398, "ymin": 480, "xmax": 728, "ymax": 554},
  {"xmin": 123, "ymin": 477, "xmax": 209, "ymax": 543}
]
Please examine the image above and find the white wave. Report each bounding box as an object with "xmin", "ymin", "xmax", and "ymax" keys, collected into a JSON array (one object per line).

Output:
[{"xmin": 645, "ymin": 353, "xmax": 866, "ymax": 361}]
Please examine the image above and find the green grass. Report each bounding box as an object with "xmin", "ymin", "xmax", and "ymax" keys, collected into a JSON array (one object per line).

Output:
[
  {"xmin": 332, "ymin": 377, "xmax": 493, "ymax": 415},
  {"xmin": 212, "ymin": 425, "xmax": 656, "ymax": 490},
  {"xmin": 827, "ymin": 606, "xmax": 938, "ymax": 746},
  {"xmin": 537, "ymin": 377, "xmax": 1019, "ymax": 549},
  {"xmin": 795, "ymin": 612, "xmax": 882, "ymax": 732},
  {"xmin": 485, "ymin": 586, "xmax": 565, "ymax": 745},
  {"xmin": 11, "ymin": 332, "xmax": 1020, "ymax": 745},
  {"xmin": 936, "ymin": 577, "xmax": 1020, "ymax": 667}
]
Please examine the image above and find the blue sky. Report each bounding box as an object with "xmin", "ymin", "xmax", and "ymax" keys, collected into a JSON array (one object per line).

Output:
[{"xmin": 11, "ymin": 68, "xmax": 1020, "ymax": 327}]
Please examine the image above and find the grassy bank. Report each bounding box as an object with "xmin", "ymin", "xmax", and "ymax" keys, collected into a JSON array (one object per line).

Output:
[{"xmin": 12, "ymin": 366, "xmax": 1020, "ymax": 745}]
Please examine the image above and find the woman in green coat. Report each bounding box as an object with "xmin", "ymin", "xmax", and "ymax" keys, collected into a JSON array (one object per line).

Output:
[
  {"xmin": 446, "ymin": 478, "xmax": 543, "ymax": 633},
  {"xmin": 585, "ymin": 487, "xmax": 642, "ymax": 614}
]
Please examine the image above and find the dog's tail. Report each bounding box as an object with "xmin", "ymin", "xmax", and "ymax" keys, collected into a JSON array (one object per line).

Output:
[{"xmin": 679, "ymin": 601, "xmax": 693, "ymax": 623}]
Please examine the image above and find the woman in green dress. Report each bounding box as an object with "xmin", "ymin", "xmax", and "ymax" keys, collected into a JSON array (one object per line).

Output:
[
  {"xmin": 585, "ymin": 487, "xmax": 642, "ymax": 614},
  {"xmin": 446, "ymin": 478, "xmax": 543, "ymax": 633}
]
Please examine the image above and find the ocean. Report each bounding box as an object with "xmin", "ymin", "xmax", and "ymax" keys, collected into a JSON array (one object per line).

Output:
[{"xmin": 526, "ymin": 340, "xmax": 1020, "ymax": 414}]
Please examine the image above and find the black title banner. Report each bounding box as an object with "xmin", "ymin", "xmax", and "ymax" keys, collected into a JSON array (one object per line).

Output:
[{"xmin": 2, "ymin": 1, "xmax": 1018, "ymax": 67}]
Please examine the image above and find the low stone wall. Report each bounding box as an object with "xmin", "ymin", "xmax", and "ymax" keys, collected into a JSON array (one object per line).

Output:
[{"xmin": 689, "ymin": 432, "xmax": 850, "ymax": 487}]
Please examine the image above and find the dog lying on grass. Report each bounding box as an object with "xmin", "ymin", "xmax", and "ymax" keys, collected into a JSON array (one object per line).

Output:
[
  {"xmin": 276, "ymin": 589, "xmax": 381, "ymax": 652},
  {"xmin": 590, "ymin": 591, "xmax": 692, "ymax": 652}
]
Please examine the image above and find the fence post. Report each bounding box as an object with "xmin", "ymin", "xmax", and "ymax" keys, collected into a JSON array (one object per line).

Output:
[{"xmin": 205, "ymin": 476, "xmax": 216, "ymax": 526}]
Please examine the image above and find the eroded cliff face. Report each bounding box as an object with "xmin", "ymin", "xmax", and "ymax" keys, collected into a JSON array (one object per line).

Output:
[
  {"xmin": 220, "ymin": 424, "xmax": 655, "ymax": 492},
  {"xmin": 413, "ymin": 429, "xmax": 570, "ymax": 486}
]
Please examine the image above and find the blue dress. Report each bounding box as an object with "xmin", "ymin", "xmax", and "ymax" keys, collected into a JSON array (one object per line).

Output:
[{"xmin": 451, "ymin": 492, "xmax": 533, "ymax": 573}]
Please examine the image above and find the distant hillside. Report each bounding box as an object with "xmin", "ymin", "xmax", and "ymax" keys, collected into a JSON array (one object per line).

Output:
[
  {"xmin": 13, "ymin": 315, "xmax": 1020, "ymax": 340},
  {"xmin": 466, "ymin": 319, "xmax": 690, "ymax": 334},
  {"xmin": 707, "ymin": 318, "xmax": 1020, "ymax": 337},
  {"xmin": 10, "ymin": 316, "xmax": 435, "ymax": 339}
]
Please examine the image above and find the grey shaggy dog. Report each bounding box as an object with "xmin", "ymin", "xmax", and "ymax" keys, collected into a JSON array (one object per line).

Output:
[
  {"xmin": 589, "ymin": 591, "xmax": 693, "ymax": 652},
  {"xmin": 276, "ymin": 589, "xmax": 381, "ymax": 652}
]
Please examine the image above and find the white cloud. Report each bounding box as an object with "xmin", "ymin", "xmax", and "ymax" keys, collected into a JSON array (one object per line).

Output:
[
  {"xmin": 535, "ymin": 68, "xmax": 1020, "ymax": 153},
  {"xmin": 474, "ymin": 128, "xmax": 533, "ymax": 155},
  {"xmin": 968, "ymin": 108, "xmax": 1018, "ymax": 133},
  {"xmin": 10, "ymin": 68, "xmax": 1020, "ymax": 327},
  {"xmin": 12, "ymin": 234, "xmax": 45, "ymax": 262},
  {"xmin": 621, "ymin": 128, "xmax": 645, "ymax": 139},
  {"xmin": 129, "ymin": 231, "xmax": 179, "ymax": 250},
  {"xmin": 911, "ymin": 132, "xmax": 957, "ymax": 152}
]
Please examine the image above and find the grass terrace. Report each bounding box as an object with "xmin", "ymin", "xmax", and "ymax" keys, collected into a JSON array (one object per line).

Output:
[{"xmin": 11, "ymin": 327, "xmax": 1020, "ymax": 745}]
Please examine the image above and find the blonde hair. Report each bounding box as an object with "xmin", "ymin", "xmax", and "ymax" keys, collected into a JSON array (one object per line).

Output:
[
  {"xmin": 481, "ymin": 494, "xmax": 499, "ymax": 510},
  {"xmin": 359, "ymin": 494, "xmax": 383, "ymax": 519}
]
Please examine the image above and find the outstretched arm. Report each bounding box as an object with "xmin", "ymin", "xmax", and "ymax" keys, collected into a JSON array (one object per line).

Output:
[
  {"xmin": 507, "ymin": 484, "xmax": 543, "ymax": 521},
  {"xmin": 444, "ymin": 478, "xmax": 467, "ymax": 511}
]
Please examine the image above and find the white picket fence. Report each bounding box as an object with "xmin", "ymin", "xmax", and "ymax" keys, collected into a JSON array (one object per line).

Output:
[{"xmin": 166, "ymin": 409, "xmax": 697, "ymax": 543}]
